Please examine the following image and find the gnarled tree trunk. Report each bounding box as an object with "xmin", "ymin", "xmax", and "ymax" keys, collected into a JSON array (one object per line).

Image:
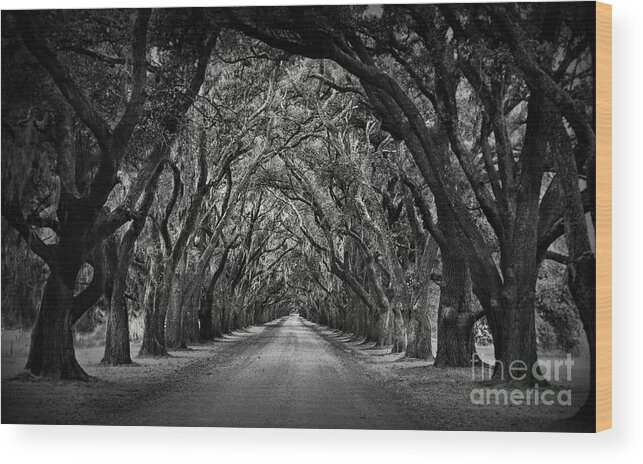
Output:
[
  {"xmin": 435, "ymin": 247, "xmax": 476, "ymax": 368},
  {"xmin": 139, "ymin": 256, "xmax": 168, "ymax": 357},
  {"xmin": 103, "ymin": 157, "xmax": 164, "ymax": 364},
  {"xmin": 26, "ymin": 272, "xmax": 88, "ymax": 379},
  {"xmin": 405, "ymin": 308, "xmax": 434, "ymax": 360},
  {"xmin": 26, "ymin": 240, "xmax": 106, "ymax": 379},
  {"xmin": 102, "ymin": 234, "xmax": 132, "ymax": 365}
]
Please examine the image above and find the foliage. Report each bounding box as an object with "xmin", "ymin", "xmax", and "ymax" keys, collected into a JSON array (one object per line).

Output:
[{"xmin": 0, "ymin": 4, "xmax": 594, "ymax": 376}]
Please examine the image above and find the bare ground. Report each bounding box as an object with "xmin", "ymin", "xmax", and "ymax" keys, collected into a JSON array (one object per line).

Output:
[
  {"xmin": 308, "ymin": 320, "xmax": 593, "ymax": 432},
  {"xmin": 1, "ymin": 315, "xmax": 592, "ymax": 431}
]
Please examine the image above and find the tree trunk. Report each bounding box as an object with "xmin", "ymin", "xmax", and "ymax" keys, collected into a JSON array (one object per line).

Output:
[
  {"xmin": 212, "ymin": 305, "xmax": 223, "ymax": 338},
  {"xmin": 139, "ymin": 305, "xmax": 167, "ymax": 357},
  {"xmin": 139, "ymin": 261, "xmax": 168, "ymax": 357},
  {"xmin": 491, "ymin": 289, "xmax": 539, "ymax": 383},
  {"xmin": 199, "ymin": 292, "xmax": 215, "ymax": 341},
  {"xmin": 199, "ymin": 245, "xmax": 231, "ymax": 340},
  {"xmin": 435, "ymin": 248, "xmax": 476, "ymax": 367},
  {"xmin": 102, "ymin": 236, "xmax": 132, "ymax": 365},
  {"xmin": 569, "ymin": 253, "xmax": 596, "ymax": 419},
  {"xmin": 483, "ymin": 93, "xmax": 546, "ymax": 382},
  {"xmin": 390, "ymin": 308, "xmax": 406, "ymax": 354},
  {"xmin": 549, "ymin": 105, "xmax": 597, "ymax": 418},
  {"xmin": 365, "ymin": 308, "xmax": 378, "ymax": 343},
  {"xmin": 221, "ymin": 305, "xmax": 230, "ymax": 334},
  {"xmin": 405, "ymin": 308, "xmax": 434, "ymax": 360},
  {"xmin": 102, "ymin": 284, "xmax": 132, "ymax": 364},
  {"xmin": 103, "ymin": 165, "xmax": 162, "ymax": 365},
  {"xmin": 165, "ymin": 255, "xmax": 187, "ymax": 349},
  {"xmin": 435, "ymin": 312, "xmax": 476, "ymax": 368},
  {"xmin": 26, "ymin": 272, "xmax": 88, "ymax": 380},
  {"xmin": 183, "ymin": 288, "xmax": 202, "ymax": 345}
]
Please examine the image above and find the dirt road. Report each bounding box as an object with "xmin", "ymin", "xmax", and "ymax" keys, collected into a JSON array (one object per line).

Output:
[
  {"xmin": 110, "ymin": 315, "xmax": 420, "ymax": 429},
  {"xmin": 3, "ymin": 315, "xmax": 590, "ymax": 431}
]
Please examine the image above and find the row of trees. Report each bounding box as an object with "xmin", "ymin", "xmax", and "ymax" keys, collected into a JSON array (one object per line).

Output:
[
  {"xmin": 2, "ymin": 4, "xmax": 595, "ymax": 413},
  {"xmin": 229, "ymin": 3, "xmax": 596, "ymax": 414}
]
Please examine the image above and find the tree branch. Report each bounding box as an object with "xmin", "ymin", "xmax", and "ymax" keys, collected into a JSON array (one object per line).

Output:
[
  {"xmin": 112, "ymin": 9, "xmax": 152, "ymax": 159},
  {"xmin": 545, "ymin": 250, "xmax": 569, "ymax": 265},
  {"xmin": 2, "ymin": 202, "xmax": 55, "ymax": 264},
  {"xmin": 15, "ymin": 12, "xmax": 111, "ymax": 151},
  {"xmin": 71, "ymin": 244, "xmax": 106, "ymax": 325}
]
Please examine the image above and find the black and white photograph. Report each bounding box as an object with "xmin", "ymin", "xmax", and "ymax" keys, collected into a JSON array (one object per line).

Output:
[{"xmin": 1, "ymin": 1, "xmax": 608, "ymax": 435}]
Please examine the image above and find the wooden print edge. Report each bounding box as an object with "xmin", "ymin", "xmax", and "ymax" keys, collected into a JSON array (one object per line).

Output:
[{"xmin": 595, "ymin": 1, "xmax": 612, "ymax": 433}]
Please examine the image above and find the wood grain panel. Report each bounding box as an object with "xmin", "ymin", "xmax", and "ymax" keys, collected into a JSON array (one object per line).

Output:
[{"xmin": 595, "ymin": 1, "xmax": 612, "ymax": 433}]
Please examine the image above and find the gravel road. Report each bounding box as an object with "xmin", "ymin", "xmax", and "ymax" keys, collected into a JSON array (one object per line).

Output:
[{"xmin": 112, "ymin": 314, "xmax": 420, "ymax": 429}]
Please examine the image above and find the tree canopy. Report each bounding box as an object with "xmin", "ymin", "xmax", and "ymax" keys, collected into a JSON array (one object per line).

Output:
[{"xmin": 2, "ymin": 3, "xmax": 596, "ymax": 416}]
